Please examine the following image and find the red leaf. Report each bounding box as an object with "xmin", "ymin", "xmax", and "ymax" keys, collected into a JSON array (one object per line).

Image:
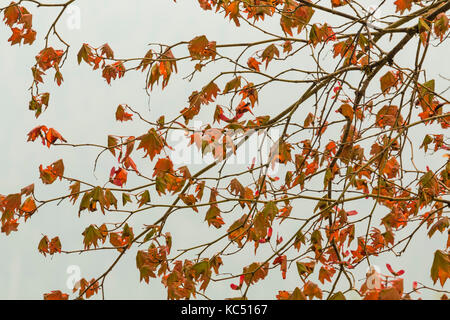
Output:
[
  {"xmin": 247, "ymin": 57, "xmax": 261, "ymax": 72},
  {"xmin": 43, "ymin": 290, "xmax": 69, "ymax": 300},
  {"xmin": 39, "ymin": 159, "xmax": 64, "ymax": 185},
  {"xmin": 386, "ymin": 263, "xmax": 404, "ymax": 276},
  {"xmin": 1, "ymin": 218, "xmax": 19, "ymax": 235},
  {"xmin": 394, "ymin": 0, "xmax": 413, "ymax": 14},
  {"xmin": 380, "ymin": 71, "xmax": 398, "ymax": 94},
  {"xmin": 27, "ymin": 125, "xmax": 47, "ymax": 145},
  {"xmin": 110, "ymin": 167, "xmax": 128, "ymax": 187},
  {"xmin": 239, "ymin": 275, "xmax": 244, "ymax": 286},
  {"xmin": 261, "ymin": 44, "xmax": 279, "ymax": 69},
  {"xmin": 116, "ymin": 104, "xmax": 133, "ymax": 122},
  {"xmin": 3, "ymin": 3, "xmax": 20, "ymax": 27},
  {"xmin": 45, "ymin": 128, "xmax": 67, "ymax": 147},
  {"xmin": 137, "ymin": 129, "xmax": 165, "ymax": 161},
  {"xmin": 230, "ymin": 283, "xmax": 239, "ymax": 290},
  {"xmin": 100, "ymin": 43, "xmax": 114, "ymax": 59},
  {"xmin": 35, "ymin": 47, "xmax": 63, "ymax": 71}
]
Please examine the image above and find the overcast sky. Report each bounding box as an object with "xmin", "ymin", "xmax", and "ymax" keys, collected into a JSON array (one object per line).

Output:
[{"xmin": 0, "ymin": 0, "xmax": 448, "ymax": 299}]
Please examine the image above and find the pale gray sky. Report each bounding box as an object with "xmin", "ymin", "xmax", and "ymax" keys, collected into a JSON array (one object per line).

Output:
[{"xmin": 0, "ymin": 0, "xmax": 448, "ymax": 299}]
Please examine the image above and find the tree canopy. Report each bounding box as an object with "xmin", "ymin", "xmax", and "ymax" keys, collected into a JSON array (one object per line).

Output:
[{"xmin": 1, "ymin": 0, "xmax": 449, "ymax": 300}]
